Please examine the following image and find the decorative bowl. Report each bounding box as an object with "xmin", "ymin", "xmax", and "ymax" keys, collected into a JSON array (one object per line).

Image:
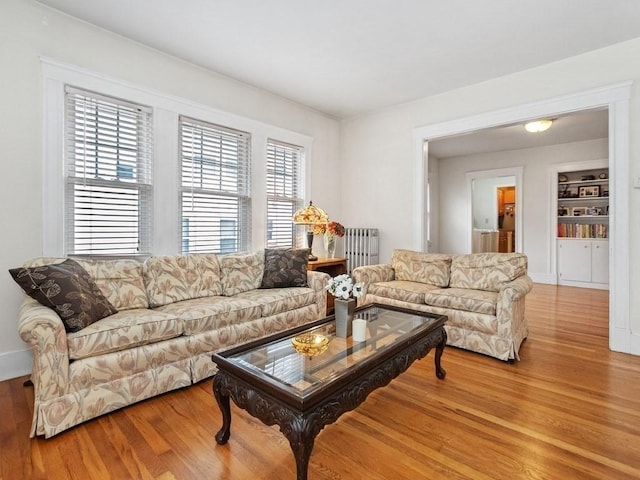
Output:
[{"xmin": 291, "ymin": 333, "xmax": 329, "ymax": 357}]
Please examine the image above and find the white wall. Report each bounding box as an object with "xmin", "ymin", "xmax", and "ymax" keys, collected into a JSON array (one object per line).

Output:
[
  {"xmin": 0, "ymin": 0, "xmax": 340, "ymax": 380},
  {"xmin": 438, "ymin": 139, "xmax": 608, "ymax": 279}
]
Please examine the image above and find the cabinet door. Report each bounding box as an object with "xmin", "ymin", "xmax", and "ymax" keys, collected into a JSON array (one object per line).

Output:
[
  {"xmin": 591, "ymin": 241, "xmax": 609, "ymax": 284},
  {"xmin": 558, "ymin": 240, "xmax": 591, "ymax": 282}
]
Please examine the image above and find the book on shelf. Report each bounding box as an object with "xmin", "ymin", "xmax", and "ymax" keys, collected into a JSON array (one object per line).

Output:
[{"xmin": 557, "ymin": 223, "xmax": 608, "ymax": 239}]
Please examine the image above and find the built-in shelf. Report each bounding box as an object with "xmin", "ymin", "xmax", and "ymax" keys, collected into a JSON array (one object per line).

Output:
[
  {"xmin": 557, "ymin": 196, "xmax": 608, "ymax": 202},
  {"xmin": 558, "ymin": 215, "xmax": 609, "ymax": 220},
  {"xmin": 558, "ymin": 179, "xmax": 608, "ymax": 186},
  {"xmin": 555, "ymin": 165, "xmax": 609, "ymax": 290}
]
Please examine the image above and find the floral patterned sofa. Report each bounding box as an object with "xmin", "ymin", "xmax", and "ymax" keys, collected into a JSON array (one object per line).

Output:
[
  {"xmin": 14, "ymin": 250, "xmax": 329, "ymax": 438},
  {"xmin": 352, "ymin": 250, "xmax": 532, "ymax": 362}
]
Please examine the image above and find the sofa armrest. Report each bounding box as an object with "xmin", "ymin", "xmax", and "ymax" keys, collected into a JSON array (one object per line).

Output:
[
  {"xmin": 352, "ymin": 264, "xmax": 395, "ymax": 285},
  {"xmin": 17, "ymin": 298, "xmax": 69, "ymax": 401},
  {"xmin": 307, "ymin": 270, "xmax": 330, "ymax": 316}
]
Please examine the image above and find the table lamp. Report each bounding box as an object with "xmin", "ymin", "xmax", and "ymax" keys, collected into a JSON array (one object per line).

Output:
[{"xmin": 292, "ymin": 201, "xmax": 329, "ymax": 261}]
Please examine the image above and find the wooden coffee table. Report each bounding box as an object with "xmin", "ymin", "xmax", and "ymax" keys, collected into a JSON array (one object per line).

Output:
[{"xmin": 211, "ymin": 303, "xmax": 447, "ymax": 480}]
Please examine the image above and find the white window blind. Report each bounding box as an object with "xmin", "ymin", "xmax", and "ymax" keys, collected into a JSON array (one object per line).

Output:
[
  {"xmin": 65, "ymin": 86, "xmax": 153, "ymax": 256},
  {"xmin": 266, "ymin": 140, "xmax": 304, "ymax": 248},
  {"xmin": 179, "ymin": 117, "xmax": 251, "ymax": 253}
]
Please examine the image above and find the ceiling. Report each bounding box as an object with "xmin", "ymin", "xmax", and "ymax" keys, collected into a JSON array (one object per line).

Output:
[
  {"xmin": 428, "ymin": 108, "xmax": 609, "ymax": 159},
  {"xmin": 37, "ymin": 0, "xmax": 640, "ymax": 119}
]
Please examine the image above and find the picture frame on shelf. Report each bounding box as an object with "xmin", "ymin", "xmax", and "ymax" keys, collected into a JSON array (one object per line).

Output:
[
  {"xmin": 572, "ymin": 207, "xmax": 589, "ymax": 216},
  {"xmin": 587, "ymin": 207, "xmax": 601, "ymax": 216},
  {"xmin": 579, "ymin": 185, "xmax": 600, "ymax": 197}
]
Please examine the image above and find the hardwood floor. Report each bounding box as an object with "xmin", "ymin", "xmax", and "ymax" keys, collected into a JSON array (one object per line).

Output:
[{"xmin": 2, "ymin": 284, "xmax": 640, "ymax": 479}]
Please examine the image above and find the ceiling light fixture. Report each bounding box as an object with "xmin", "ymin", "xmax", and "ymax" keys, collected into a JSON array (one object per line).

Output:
[{"xmin": 524, "ymin": 119, "xmax": 553, "ymax": 133}]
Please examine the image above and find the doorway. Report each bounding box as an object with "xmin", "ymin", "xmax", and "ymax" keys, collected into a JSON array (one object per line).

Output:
[
  {"xmin": 467, "ymin": 167, "xmax": 522, "ymax": 254},
  {"xmin": 413, "ymin": 83, "xmax": 632, "ymax": 355},
  {"xmin": 497, "ymin": 186, "xmax": 515, "ymax": 252}
]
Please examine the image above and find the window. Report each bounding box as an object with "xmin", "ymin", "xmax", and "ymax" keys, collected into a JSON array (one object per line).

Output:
[
  {"xmin": 45, "ymin": 61, "xmax": 313, "ymax": 259},
  {"xmin": 266, "ymin": 140, "xmax": 304, "ymax": 248},
  {"xmin": 64, "ymin": 86, "xmax": 153, "ymax": 256},
  {"xmin": 179, "ymin": 117, "xmax": 251, "ymax": 253}
]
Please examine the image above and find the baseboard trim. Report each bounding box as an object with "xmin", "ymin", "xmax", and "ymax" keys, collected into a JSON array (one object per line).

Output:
[
  {"xmin": 528, "ymin": 273, "xmax": 556, "ymax": 285},
  {"xmin": 0, "ymin": 348, "xmax": 32, "ymax": 382},
  {"xmin": 558, "ymin": 280, "xmax": 609, "ymax": 290}
]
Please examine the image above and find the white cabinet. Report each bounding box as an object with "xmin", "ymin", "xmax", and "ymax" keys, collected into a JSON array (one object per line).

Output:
[
  {"xmin": 558, "ymin": 240, "xmax": 591, "ymax": 282},
  {"xmin": 557, "ymin": 239, "xmax": 608, "ymax": 289},
  {"xmin": 590, "ymin": 241, "xmax": 609, "ymax": 285}
]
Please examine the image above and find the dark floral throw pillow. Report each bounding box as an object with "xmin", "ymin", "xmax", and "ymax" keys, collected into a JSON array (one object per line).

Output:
[
  {"xmin": 9, "ymin": 259, "xmax": 118, "ymax": 333},
  {"xmin": 260, "ymin": 248, "xmax": 310, "ymax": 288}
]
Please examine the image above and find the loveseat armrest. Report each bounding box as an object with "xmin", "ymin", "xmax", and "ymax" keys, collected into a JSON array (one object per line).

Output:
[
  {"xmin": 352, "ymin": 264, "xmax": 395, "ymax": 285},
  {"xmin": 499, "ymin": 275, "xmax": 533, "ymax": 302},
  {"xmin": 17, "ymin": 298, "xmax": 70, "ymax": 401},
  {"xmin": 496, "ymin": 275, "xmax": 533, "ymax": 341},
  {"xmin": 307, "ymin": 270, "xmax": 330, "ymax": 315}
]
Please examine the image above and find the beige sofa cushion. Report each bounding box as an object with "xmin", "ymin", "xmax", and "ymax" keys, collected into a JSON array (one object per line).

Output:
[
  {"xmin": 368, "ymin": 280, "xmax": 440, "ymax": 305},
  {"xmin": 449, "ymin": 253, "xmax": 528, "ymax": 292},
  {"xmin": 425, "ymin": 288, "xmax": 498, "ymax": 315},
  {"xmin": 67, "ymin": 309, "xmax": 182, "ymax": 360},
  {"xmin": 144, "ymin": 254, "xmax": 223, "ymax": 308},
  {"xmin": 219, "ymin": 250, "xmax": 264, "ymax": 296},
  {"xmin": 155, "ymin": 296, "xmax": 263, "ymax": 336},
  {"xmin": 234, "ymin": 287, "xmax": 317, "ymax": 317},
  {"xmin": 76, "ymin": 258, "xmax": 149, "ymax": 310},
  {"xmin": 391, "ymin": 250, "xmax": 452, "ymax": 287}
]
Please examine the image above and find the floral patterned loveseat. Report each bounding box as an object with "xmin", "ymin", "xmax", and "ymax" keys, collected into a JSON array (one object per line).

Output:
[
  {"xmin": 14, "ymin": 250, "xmax": 328, "ymax": 438},
  {"xmin": 352, "ymin": 250, "xmax": 532, "ymax": 362}
]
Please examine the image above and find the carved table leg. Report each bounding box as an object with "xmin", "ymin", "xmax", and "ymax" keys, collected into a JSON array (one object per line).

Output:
[
  {"xmin": 213, "ymin": 379, "xmax": 232, "ymax": 445},
  {"xmin": 434, "ymin": 328, "xmax": 447, "ymax": 380},
  {"xmin": 287, "ymin": 428, "xmax": 316, "ymax": 480}
]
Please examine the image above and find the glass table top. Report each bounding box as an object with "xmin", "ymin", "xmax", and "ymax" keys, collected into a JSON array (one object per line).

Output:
[{"xmin": 217, "ymin": 305, "xmax": 444, "ymax": 401}]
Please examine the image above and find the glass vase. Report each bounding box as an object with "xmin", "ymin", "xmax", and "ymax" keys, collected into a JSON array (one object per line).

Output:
[{"xmin": 323, "ymin": 235, "xmax": 336, "ymax": 258}]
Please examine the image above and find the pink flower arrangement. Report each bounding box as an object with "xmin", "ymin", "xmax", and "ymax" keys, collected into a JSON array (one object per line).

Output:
[{"xmin": 312, "ymin": 220, "xmax": 345, "ymax": 237}]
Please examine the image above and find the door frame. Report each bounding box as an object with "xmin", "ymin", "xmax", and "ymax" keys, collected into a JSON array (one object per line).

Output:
[{"xmin": 412, "ymin": 82, "xmax": 632, "ymax": 355}]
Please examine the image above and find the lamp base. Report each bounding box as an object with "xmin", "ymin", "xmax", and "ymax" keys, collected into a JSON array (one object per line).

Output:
[{"xmin": 306, "ymin": 231, "xmax": 318, "ymax": 261}]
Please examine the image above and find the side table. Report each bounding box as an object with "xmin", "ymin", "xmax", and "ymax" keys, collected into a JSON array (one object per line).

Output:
[{"xmin": 307, "ymin": 257, "xmax": 347, "ymax": 314}]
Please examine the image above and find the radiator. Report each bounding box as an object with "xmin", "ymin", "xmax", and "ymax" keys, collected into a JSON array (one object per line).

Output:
[{"xmin": 344, "ymin": 228, "xmax": 379, "ymax": 274}]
